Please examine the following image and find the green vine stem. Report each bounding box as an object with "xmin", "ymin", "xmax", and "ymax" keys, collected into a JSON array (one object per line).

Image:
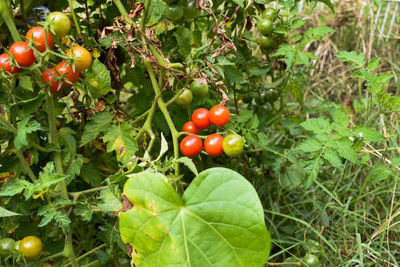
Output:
[
  {"xmin": 13, "ymin": 148, "xmax": 37, "ymax": 181},
  {"xmin": 0, "ymin": 0, "xmax": 21, "ymax": 42},
  {"xmin": 68, "ymin": 0, "xmax": 82, "ymax": 35}
]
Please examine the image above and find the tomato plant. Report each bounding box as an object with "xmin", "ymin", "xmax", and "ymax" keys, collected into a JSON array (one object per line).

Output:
[
  {"xmin": 182, "ymin": 121, "xmax": 200, "ymax": 135},
  {"xmin": 204, "ymin": 134, "xmax": 224, "ymax": 157},
  {"xmin": 180, "ymin": 135, "xmax": 202, "ymax": 157},
  {"xmin": 0, "ymin": 53, "xmax": 20, "ymax": 73},
  {"xmin": 47, "ymin": 11, "xmax": 71, "ymax": 38},
  {"xmin": 262, "ymin": 8, "xmax": 277, "ymax": 21},
  {"xmin": 26, "ymin": 26, "xmax": 53, "ymax": 52},
  {"xmin": 9, "ymin": 41, "xmax": 35, "ymax": 67},
  {"xmin": 258, "ymin": 19, "xmax": 273, "ymax": 35},
  {"xmin": 192, "ymin": 108, "xmax": 211, "ymax": 129},
  {"xmin": 19, "ymin": 236, "xmax": 42, "ymax": 259},
  {"xmin": 301, "ymin": 253, "xmax": 319, "ymax": 267},
  {"xmin": 165, "ymin": 4, "xmax": 184, "ymax": 21}
]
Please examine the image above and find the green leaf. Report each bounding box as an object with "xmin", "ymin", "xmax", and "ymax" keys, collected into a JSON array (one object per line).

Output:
[
  {"xmin": 223, "ymin": 65, "xmax": 246, "ymax": 84},
  {"xmin": 322, "ymin": 148, "xmax": 343, "ymax": 169},
  {"xmin": 155, "ymin": 132, "xmax": 168, "ymax": 161},
  {"xmin": 74, "ymin": 203, "xmax": 93, "ymax": 222},
  {"xmin": 335, "ymin": 51, "xmax": 365, "ymax": 67},
  {"xmin": 39, "ymin": 162, "xmax": 68, "ymax": 188},
  {"xmin": 119, "ymin": 168, "xmax": 271, "ymax": 266},
  {"xmin": 296, "ymin": 138, "xmax": 322, "ymax": 152},
  {"xmin": 0, "ymin": 206, "xmax": 21, "ymax": 217},
  {"xmin": 59, "ymin": 127, "xmax": 76, "ymax": 164},
  {"xmin": 353, "ymin": 126, "xmax": 385, "ymax": 142},
  {"xmin": 103, "ymin": 123, "xmax": 138, "ymax": 164},
  {"xmin": 316, "ymin": 0, "xmax": 334, "ymax": 13},
  {"xmin": 84, "ymin": 59, "xmax": 112, "ymax": 98},
  {"xmin": 232, "ymin": 0, "xmax": 244, "ymax": 7},
  {"xmin": 335, "ymin": 138, "xmax": 359, "ymax": 164},
  {"xmin": 300, "ymin": 118, "xmax": 332, "ymax": 134},
  {"xmin": 15, "ymin": 93, "xmax": 46, "ymax": 116},
  {"xmin": 80, "ymin": 111, "xmax": 113, "ymax": 146},
  {"xmin": 173, "ymin": 27, "xmax": 192, "ymax": 57},
  {"xmin": 0, "ymin": 180, "xmax": 26, "ymax": 196},
  {"xmin": 367, "ymin": 58, "xmax": 380, "ymax": 71},
  {"xmin": 146, "ymin": 0, "xmax": 165, "ymax": 26},
  {"xmin": 368, "ymin": 164, "xmax": 391, "ymax": 185},
  {"xmin": 18, "ymin": 75, "xmax": 33, "ymax": 91},
  {"xmin": 14, "ymin": 116, "xmax": 43, "ymax": 150},
  {"xmin": 176, "ymin": 157, "xmax": 198, "ymax": 176},
  {"xmin": 96, "ymin": 187, "xmax": 122, "ymax": 212}
]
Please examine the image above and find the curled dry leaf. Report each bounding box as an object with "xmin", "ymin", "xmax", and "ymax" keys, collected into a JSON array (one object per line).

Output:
[{"xmin": 215, "ymin": 81, "xmax": 230, "ymax": 105}]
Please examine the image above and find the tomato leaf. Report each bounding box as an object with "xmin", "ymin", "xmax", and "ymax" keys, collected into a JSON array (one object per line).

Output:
[
  {"xmin": 119, "ymin": 168, "xmax": 271, "ymax": 266},
  {"xmin": 84, "ymin": 59, "xmax": 112, "ymax": 98},
  {"xmin": 102, "ymin": 123, "xmax": 138, "ymax": 164},
  {"xmin": 80, "ymin": 111, "xmax": 113, "ymax": 146},
  {"xmin": 0, "ymin": 206, "xmax": 21, "ymax": 217}
]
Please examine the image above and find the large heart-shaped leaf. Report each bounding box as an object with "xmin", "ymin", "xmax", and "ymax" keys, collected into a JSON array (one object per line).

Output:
[{"xmin": 119, "ymin": 167, "xmax": 271, "ymax": 266}]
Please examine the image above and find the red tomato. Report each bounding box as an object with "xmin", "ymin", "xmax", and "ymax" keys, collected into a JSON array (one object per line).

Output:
[
  {"xmin": 204, "ymin": 134, "xmax": 224, "ymax": 157},
  {"xmin": 56, "ymin": 61, "xmax": 79, "ymax": 87},
  {"xmin": 182, "ymin": 121, "xmax": 200, "ymax": 135},
  {"xmin": 209, "ymin": 105, "xmax": 230, "ymax": 126},
  {"xmin": 180, "ymin": 135, "xmax": 202, "ymax": 157},
  {"xmin": 9, "ymin": 42, "xmax": 35, "ymax": 67},
  {"xmin": 192, "ymin": 108, "xmax": 211, "ymax": 129},
  {"xmin": 0, "ymin": 54, "xmax": 20, "ymax": 74},
  {"xmin": 41, "ymin": 68, "xmax": 62, "ymax": 93},
  {"xmin": 26, "ymin": 26, "xmax": 53, "ymax": 52}
]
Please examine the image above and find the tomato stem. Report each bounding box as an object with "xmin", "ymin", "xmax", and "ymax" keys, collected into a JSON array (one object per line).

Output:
[
  {"xmin": 0, "ymin": 0, "xmax": 22, "ymax": 42},
  {"xmin": 68, "ymin": 0, "xmax": 82, "ymax": 35}
]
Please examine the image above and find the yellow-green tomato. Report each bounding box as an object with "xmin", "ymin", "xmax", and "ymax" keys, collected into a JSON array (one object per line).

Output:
[
  {"xmin": 19, "ymin": 236, "xmax": 43, "ymax": 259},
  {"xmin": 223, "ymin": 134, "xmax": 244, "ymax": 157},
  {"xmin": 176, "ymin": 88, "xmax": 193, "ymax": 106},
  {"xmin": 257, "ymin": 19, "xmax": 273, "ymax": 35},
  {"xmin": 47, "ymin": 12, "xmax": 71, "ymax": 38}
]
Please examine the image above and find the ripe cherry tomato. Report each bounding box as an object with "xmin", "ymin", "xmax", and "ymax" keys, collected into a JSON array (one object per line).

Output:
[
  {"xmin": 176, "ymin": 88, "xmax": 193, "ymax": 106},
  {"xmin": 262, "ymin": 8, "xmax": 277, "ymax": 21},
  {"xmin": 47, "ymin": 11, "xmax": 71, "ymax": 38},
  {"xmin": 258, "ymin": 35, "xmax": 273, "ymax": 49},
  {"xmin": 190, "ymin": 80, "xmax": 208, "ymax": 97},
  {"xmin": 258, "ymin": 19, "xmax": 273, "ymax": 35},
  {"xmin": 180, "ymin": 135, "xmax": 202, "ymax": 157},
  {"xmin": 223, "ymin": 134, "xmax": 244, "ymax": 157},
  {"xmin": 0, "ymin": 54, "xmax": 20, "ymax": 74},
  {"xmin": 204, "ymin": 134, "xmax": 224, "ymax": 157},
  {"xmin": 19, "ymin": 236, "xmax": 43, "ymax": 259},
  {"xmin": 182, "ymin": 0, "xmax": 200, "ymax": 20},
  {"xmin": 26, "ymin": 26, "xmax": 53, "ymax": 52},
  {"xmin": 9, "ymin": 41, "xmax": 35, "ymax": 67},
  {"xmin": 182, "ymin": 121, "xmax": 199, "ymax": 135},
  {"xmin": 41, "ymin": 68, "xmax": 62, "ymax": 93},
  {"xmin": 301, "ymin": 253, "xmax": 319, "ymax": 267},
  {"xmin": 56, "ymin": 61, "xmax": 79, "ymax": 87},
  {"xmin": 209, "ymin": 105, "xmax": 230, "ymax": 126},
  {"xmin": 67, "ymin": 46, "xmax": 92, "ymax": 72},
  {"xmin": 165, "ymin": 4, "xmax": 184, "ymax": 21},
  {"xmin": 192, "ymin": 108, "xmax": 211, "ymax": 129}
]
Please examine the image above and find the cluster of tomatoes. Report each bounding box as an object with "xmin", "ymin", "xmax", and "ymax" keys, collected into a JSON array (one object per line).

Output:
[
  {"xmin": 180, "ymin": 105, "xmax": 244, "ymax": 158},
  {"xmin": 0, "ymin": 236, "xmax": 42, "ymax": 260},
  {"xmin": 163, "ymin": 0, "xmax": 200, "ymax": 21},
  {"xmin": 257, "ymin": 8, "xmax": 278, "ymax": 53},
  {"xmin": 0, "ymin": 11, "xmax": 92, "ymax": 94}
]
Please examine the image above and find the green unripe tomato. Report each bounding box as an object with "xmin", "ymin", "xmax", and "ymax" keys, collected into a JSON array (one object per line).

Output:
[
  {"xmin": 176, "ymin": 88, "xmax": 193, "ymax": 106},
  {"xmin": 0, "ymin": 238, "xmax": 15, "ymax": 256},
  {"xmin": 265, "ymin": 88, "xmax": 279, "ymax": 103},
  {"xmin": 182, "ymin": 0, "xmax": 200, "ymax": 20},
  {"xmin": 47, "ymin": 11, "xmax": 71, "ymax": 38},
  {"xmin": 257, "ymin": 19, "xmax": 273, "ymax": 35},
  {"xmin": 301, "ymin": 253, "xmax": 320, "ymax": 267},
  {"xmin": 262, "ymin": 8, "xmax": 277, "ymax": 21},
  {"xmin": 19, "ymin": 236, "xmax": 43, "ymax": 259},
  {"xmin": 223, "ymin": 134, "xmax": 244, "ymax": 157},
  {"xmin": 258, "ymin": 35, "xmax": 274, "ymax": 49},
  {"xmin": 165, "ymin": 4, "xmax": 184, "ymax": 21},
  {"xmin": 189, "ymin": 80, "xmax": 208, "ymax": 97}
]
